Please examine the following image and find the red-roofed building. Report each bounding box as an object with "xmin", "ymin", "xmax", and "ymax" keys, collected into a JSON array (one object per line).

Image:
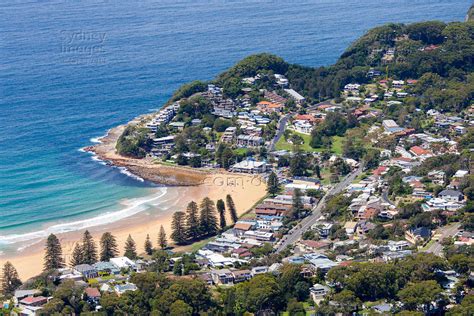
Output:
[
  {"xmin": 20, "ymin": 296, "xmax": 48, "ymax": 307},
  {"xmin": 257, "ymin": 101, "xmax": 283, "ymax": 114},
  {"xmin": 294, "ymin": 114, "xmax": 319, "ymax": 123},
  {"xmin": 84, "ymin": 287, "xmax": 101, "ymax": 298},
  {"xmin": 298, "ymin": 240, "xmax": 331, "ymax": 252},
  {"xmin": 410, "ymin": 146, "xmax": 431, "ymax": 158},
  {"xmin": 373, "ymin": 166, "xmax": 387, "ymax": 177},
  {"xmin": 357, "ymin": 207, "xmax": 379, "ymax": 220}
]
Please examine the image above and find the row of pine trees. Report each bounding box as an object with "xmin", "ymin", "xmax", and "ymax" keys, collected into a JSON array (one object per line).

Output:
[
  {"xmin": 1, "ymin": 194, "xmax": 239, "ymax": 296},
  {"xmin": 171, "ymin": 194, "xmax": 238, "ymax": 245},
  {"xmin": 42, "ymin": 194, "xmax": 238, "ymax": 269},
  {"xmin": 43, "ymin": 227, "xmax": 168, "ymax": 271}
]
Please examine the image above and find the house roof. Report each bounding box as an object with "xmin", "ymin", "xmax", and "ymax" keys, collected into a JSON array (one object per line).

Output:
[
  {"xmin": 300, "ymin": 240, "xmax": 329, "ymax": 249},
  {"xmin": 20, "ymin": 296, "xmax": 47, "ymax": 305},
  {"xmin": 234, "ymin": 222, "xmax": 253, "ymax": 231},
  {"xmin": 74, "ymin": 264, "xmax": 96, "ymax": 273},
  {"xmin": 439, "ymin": 189, "xmax": 463, "ymax": 197},
  {"xmin": 411, "ymin": 227, "xmax": 431, "ymax": 238},
  {"xmin": 85, "ymin": 287, "xmax": 101, "ymax": 298},
  {"xmin": 410, "ymin": 146, "xmax": 430, "ymax": 156}
]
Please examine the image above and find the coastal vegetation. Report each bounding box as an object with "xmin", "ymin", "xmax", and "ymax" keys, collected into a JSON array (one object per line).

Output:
[
  {"xmin": 170, "ymin": 195, "xmax": 238, "ymax": 245},
  {"xmin": 3, "ymin": 13, "xmax": 474, "ymax": 316}
]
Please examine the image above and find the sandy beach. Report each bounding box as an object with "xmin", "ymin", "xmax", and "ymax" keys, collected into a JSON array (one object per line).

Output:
[
  {"xmin": 1, "ymin": 172, "xmax": 266, "ymax": 281},
  {"xmin": 1, "ymin": 122, "xmax": 267, "ymax": 281}
]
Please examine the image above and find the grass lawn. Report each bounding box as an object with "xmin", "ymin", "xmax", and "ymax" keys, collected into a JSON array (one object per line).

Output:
[
  {"xmin": 331, "ymin": 136, "xmax": 344, "ymax": 155},
  {"xmin": 275, "ymin": 131, "xmax": 345, "ymax": 155},
  {"xmin": 233, "ymin": 148, "xmax": 249, "ymax": 156}
]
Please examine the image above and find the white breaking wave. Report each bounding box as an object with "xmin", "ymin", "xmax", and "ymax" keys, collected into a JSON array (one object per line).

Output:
[
  {"xmin": 0, "ymin": 188, "xmax": 167, "ymax": 247},
  {"xmin": 117, "ymin": 167, "xmax": 145, "ymax": 182},
  {"xmin": 89, "ymin": 135, "xmax": 105, "ymax": 144}
]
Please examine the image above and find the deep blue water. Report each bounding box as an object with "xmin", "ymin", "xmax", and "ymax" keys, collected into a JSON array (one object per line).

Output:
[{"xmin": 0, "ymin": 0, "xmax": 470, "ymax": 250}]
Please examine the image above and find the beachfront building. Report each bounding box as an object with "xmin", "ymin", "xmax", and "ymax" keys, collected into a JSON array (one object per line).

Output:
[{"xmin": 231, "ymin": 160, "xmax": 267, "ymax": 174}]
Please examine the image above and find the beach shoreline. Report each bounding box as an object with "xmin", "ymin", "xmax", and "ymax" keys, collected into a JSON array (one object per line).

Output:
[
  {"xmin": 1, "ymin": 172, "xmax": 266, "ymax": 281},
  {"xmin": 0, "ymin": 119, "xmax": 267, "ymax": 281}
]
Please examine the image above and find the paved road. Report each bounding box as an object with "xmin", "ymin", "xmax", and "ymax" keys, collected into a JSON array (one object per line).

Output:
[
  {"xmin": 382, "ymin": 190, "xmax": 395, "ymax": 206},
  {"xmin": 424, "ymin": 223, "xmax": 461, "ymax": 256},
  {"xmin": 268, "ymin": 114, "xmax": 290, "ymax": 152},
  {"xmin": 275, "ymin": 165, "xmax": 364, "ymax": 253}
]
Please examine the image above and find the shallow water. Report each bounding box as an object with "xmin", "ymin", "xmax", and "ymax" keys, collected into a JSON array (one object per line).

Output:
[{"xmin": 0, "ymin": 0, "xmax": 470, "ymax": 251}]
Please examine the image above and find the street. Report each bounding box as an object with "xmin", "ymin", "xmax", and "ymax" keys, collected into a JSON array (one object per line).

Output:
[
  {"xmin": 275, "ymin": 164, "xmax": 364, "ymax": 253},
  {"xmin": 268, "ymin": 114, "xmax": 290, "ymax": 152},
  {"xmin": 424, "ymin": 222, "xmax": 461, "ymax": 256}
]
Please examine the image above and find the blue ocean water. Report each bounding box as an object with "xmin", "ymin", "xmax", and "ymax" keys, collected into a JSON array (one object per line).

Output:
[{"xmin": 0, "ymin": 0, "xmax": 470, "ymax": 251}]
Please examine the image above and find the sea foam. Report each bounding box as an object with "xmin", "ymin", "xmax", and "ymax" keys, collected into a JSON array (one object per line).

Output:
[{"xmin": 0, "ymin": 188, "xmax": 167, "ymax": 248}]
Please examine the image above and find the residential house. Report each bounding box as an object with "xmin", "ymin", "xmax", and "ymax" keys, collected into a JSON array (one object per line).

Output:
[
  {"xmin": 438, "ymin": 190, "xmax": 464, "ymax": 202},
  {"xmin": 232, "ymin": 269, "xmax": 252, "ymax": 283},
  {"xmin": 19, "ymin": 296, "xmax": 48, "ymax": 308},
  {"xmin": 231, "ymin": 160, "xmax": 267, "ymax": 174},
  {"xmin": 409, "ymin": 146, "xmax": 432, "ymax": 159},
  {"xmin": 405, "ymin": 227, "xmax": 431, "ymax": 245},
  {"xmin": 114, "ymin": 283, "xmax": 138, "ymax": 296},
  {"xmin": 236, "ymin": 135, "xmax": 263, "ymax": 147},
  {"xmin": 304, "ymin": 253, "xmax": 338, "ymax": 273},
  {"xmin": 211, "ymin": 269, "xmax": 234, "ymax": 285},
  {"xmin": 310, "ymin": 284, "xmax": 330, "ymax": 303},
  {"xmin": 382, "ymin": 120, "xmax": 404, "ymax": 134},
  {"xmin": 284, "ymin": 88, "xmax": 306, "ymax": 104},
  {"xmin": 344, "ymin": 221, "xmax": 358, "ymax": 235},
  {"xmin": 264, "ymin": 90, "xmax": 287, "ymax": 105},
  {"xmin": 298, "ymin": 240, "xmax": 331, "ymax": 252},
  {"xmin": 233, "ymin": 222, "xmax": 254, "ymax": 236},
  {"xmin": 84, "ymin": 287, "xmax": 101, "ymax": 305},
  {"xmin": 220, "ymin": 126, "xmax": 237, "ymax": 144},
  {"xmin": 256, "ymin": 101, "xmax": 283, "ymax": 114},
  {"xmin": 251, "ymin": 266, "xmax": 269, "ymax": 276},
  {"xmin": 110, "ymin": 257, "xmax": 138, "ymax": 271},
  {"xmin": 73, "ymin": 264, "xmax": 98, "ymax": 279},
  {"xmin": 311, "ymin": 222, "xmax": 333, "ymax": 239},
  {"xmin": 93, "ymin": 261, "xmax": 121, "ymax": 275}
]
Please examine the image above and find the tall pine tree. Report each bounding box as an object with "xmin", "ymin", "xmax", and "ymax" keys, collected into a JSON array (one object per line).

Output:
[
  {"xmin": 171, "ymin": 211, "xmax": 187, "ymax": 245},
  {"xmin": 144, "ymin": 234, "xmax": 153, "ymax": 255},
  {"xmin": 185, "ymin": 201, "xmax": 200, "ymax": 241},
  {"xmin": 82, "ymin": 230, "xmax": 98, "ymax": 264},
  {"xmin": 124, "ymin": 235, "xmax": 138, "ymax": 260},
  {"xmin": 267, "ymin": 171, "xmax": 280, "ymax": 196},
  {"xmin": 291, "ymin": 188, "xmax": 304, "ymax": 220},
  {"xmin": 158, "ymin": 225, "xmax": 168, "ymax": 250},
  {"xmin": 44, "ymin": 233, "xmax": 64, "ymax": 271},
  {"xmin": 1, "ymin": 262, "xmax": 22, "ymax": 295},
  {"xmin": 216, "ymin": 199, "xmax": 226, "ymax": 230},
  {"xmin": 199, "ymin": 197, "xmax": 218, "ymax": 236},
  {"xmin": 226, "ymin": 194, "xmax": 238, "ymax": 224},
  {"xmin": 70, "ymin": 243, "xmax": 83, "ymax": 267},
  {"xmin": 100, "ymin": 232, "xmax": 119, "ymax": 261}
]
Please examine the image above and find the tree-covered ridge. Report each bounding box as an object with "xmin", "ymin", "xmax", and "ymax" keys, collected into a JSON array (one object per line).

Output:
[{"xmin": 210, "ymin": 20, "xmax": 474, "ymax": 111}]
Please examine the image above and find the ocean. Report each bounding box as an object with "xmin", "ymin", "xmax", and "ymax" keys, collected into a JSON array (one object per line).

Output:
[{"xmin": 0, "ymin": 0, "xmax": 470, "ymax": 253}]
